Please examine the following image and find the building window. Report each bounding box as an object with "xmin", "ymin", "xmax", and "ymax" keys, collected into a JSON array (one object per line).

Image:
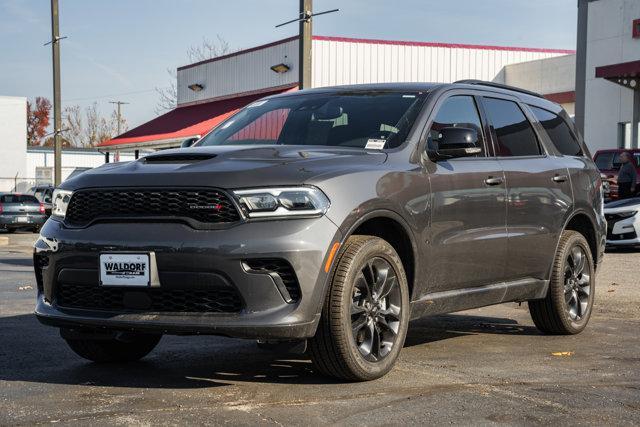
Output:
[{"xmin": 618, "ymin": 122, "xmax": 632, "ymax": 149}]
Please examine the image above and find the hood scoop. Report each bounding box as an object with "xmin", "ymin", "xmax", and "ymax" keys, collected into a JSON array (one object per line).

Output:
[{"xmin": 143, "ymin": 153, "xmax": 217, "ymax": 164}]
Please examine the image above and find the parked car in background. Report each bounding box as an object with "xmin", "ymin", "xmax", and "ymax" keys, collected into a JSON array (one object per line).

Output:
[
  {"xmin": 0, "ymin": 193, "xmax": 47, "ymax": 233},
  {"xmin": 28, "ymin": 184, "xmax": 55, "ymax": 217},
  {"xmin": 594, "ymin": 149, "xmax": 640, "ymax": 199},
  {"xmin": 604, "ymin": 197, "xmax": 640, "ymax": 248}
]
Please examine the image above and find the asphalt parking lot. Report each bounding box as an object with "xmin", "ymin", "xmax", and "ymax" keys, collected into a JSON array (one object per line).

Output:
[{"xmin": 0, "ymin": 231, "xmax": 638, "ymax": 425}]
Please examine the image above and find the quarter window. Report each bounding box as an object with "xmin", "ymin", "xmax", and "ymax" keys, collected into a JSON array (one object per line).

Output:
[
  {"xmin": 530, "ymin": 106, "xmax": 582, "ymax": 156},
  {"xmin": 428, "ymin": 95, "xmax": 484, "ymax": 155},
  {"xmin": 483, "ymin": 97, "xmax": 541, "ymax": 157}
]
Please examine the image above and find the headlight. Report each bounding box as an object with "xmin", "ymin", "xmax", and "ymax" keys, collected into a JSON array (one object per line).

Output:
[
  {"xmin": 51, "ymin": 189, "xmax": 73, "ymax": 218},
  {"xmin": 616, "ymin": 211, "xmax": 637, "ymax": 219},
  {"xmin": 233, "ymin": 187, "xmax": 330, "ymax": 218}
]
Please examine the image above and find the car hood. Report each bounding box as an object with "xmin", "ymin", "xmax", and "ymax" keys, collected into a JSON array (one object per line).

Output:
[
  {"xmin": 604, "ymin": 197, "xmax": 640, "ymax": 213},
  {"xmin": 62, "ymin": 145, "xmax": 388, "ymax": 190}
]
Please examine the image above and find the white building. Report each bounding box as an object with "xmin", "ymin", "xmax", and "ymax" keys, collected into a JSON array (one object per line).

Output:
[
  {"xmin": 101, "ymin": 35, "xmax": 572, "ymax": 151},
  {"xmin": 0, "ymin": 95, "xmax": 136, "ymax": 192},
  {"xmin": 576, "ymin": 0, "xmax": 640, "ymax": 152},
  {"xmin": 0, "ymin": 96, "xmax": 28, "ymax": 185},
  {"xmin": 495, "ymin": 54, "xmax": 576, "ymax": 116}
]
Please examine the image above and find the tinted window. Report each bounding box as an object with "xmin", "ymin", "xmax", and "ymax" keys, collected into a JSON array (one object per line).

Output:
[
  {"xmin": 0, "ymin": 195, "xmax": 39, "ymax": 204},
  {"xmin": 483, "ymin": 97, "xmax": 541, "ymax": 157},
  {"xmin": 530, "ymin": 106, "xmax": 582, "ymax": 156},
  {"xmin": 428, "ymin": 95, "xmax": 484, "ymax": 154},
  {"xmin": 198, "ymin": 92, "xmax": 427, "ymax": 149}
]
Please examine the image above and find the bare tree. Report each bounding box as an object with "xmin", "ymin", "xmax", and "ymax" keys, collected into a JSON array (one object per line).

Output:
[
  {"xmin": 61, "ymin": 103, "xmax": 128, "ymax": 147},
  {"xmin": 63, "ymin": 105, "xmax": 83, "ymax": 147},
  {"xmin": 186, "ymin": 35, "xmax": 230, "ymax": 63},
  {"xmin": 155, "ymin": 35, "xmax": 231, "ymax": 114}
]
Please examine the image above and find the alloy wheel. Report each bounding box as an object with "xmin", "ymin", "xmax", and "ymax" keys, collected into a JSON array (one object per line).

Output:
[
  {"xmin": 564, "ymin": 245, "xmax": 592, "ymax": 321},
  {"xmin": 350, "ymin": 257, "xmax": 402, "ymax": 362}
]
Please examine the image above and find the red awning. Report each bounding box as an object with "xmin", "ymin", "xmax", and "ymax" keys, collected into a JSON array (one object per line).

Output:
[
  {"xmin": 595, "ymin": 60, "xmax": 640, "ymax": 91},
  {"xmin": 595, "ymin": 60, "xmax": 640, "ymax": 79},
  {"xmin": 99, "ymin": 86, "xmax": 296, "ymax": 149}
]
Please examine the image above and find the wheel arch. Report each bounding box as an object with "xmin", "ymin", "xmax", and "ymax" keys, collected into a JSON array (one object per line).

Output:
[
  {"xmin": 339, "ymin": 210, "xmax": 419, "ymax": 301},
  {"xmin": 559, "ymin": 210, "xmax": 599, "ymax": 270}
]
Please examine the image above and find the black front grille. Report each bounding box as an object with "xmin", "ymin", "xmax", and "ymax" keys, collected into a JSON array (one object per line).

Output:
[
  {"xmin": 244, "ymin": 259, "xmax": 301, "ymax": 302},
  {"xmin": 55, "ymin": 283, "xmax": 243, "ymax": 313},
  {"xmin": 66, "ymin": 189, "xmax": 240, "ymax": 226}
]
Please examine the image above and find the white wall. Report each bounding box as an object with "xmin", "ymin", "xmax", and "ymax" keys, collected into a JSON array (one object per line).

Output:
[
  {"xmin": 0, "ymin": 96, "xmax": 27, "ymax": 180},
  {"xmin": 25, "ymin": 149, "xmax": 136, "ymax": 182},
  {"xmin": 497, "ymin": 54, "xmax": 576, "ymax": 95},
  {"xmin": 0, "ymin": 148, "xmax": 136, "ymax": 192},
  {"xmin": 176, "ymin": 36, "xmax": 572, "ymax": 107},
  {"xmin": 584, "ymin": 0, "xmax": 640, "ymax": 152},
  {"xmin": 177, "ymin": 38, "xmax": 298, "ymax": 106},
  {"xmin": 311, "ymin": 37, "xmax": 569, "ymax": 87}
]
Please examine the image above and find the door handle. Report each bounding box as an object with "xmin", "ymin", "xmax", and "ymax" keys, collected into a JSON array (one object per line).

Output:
[
  {"xmin": 484, "ymin": 177, "xmax": 504, "ymax": 186},
  {"xmin": 552, "ymin": 174, "xmax": 568, "ymax": 183}
]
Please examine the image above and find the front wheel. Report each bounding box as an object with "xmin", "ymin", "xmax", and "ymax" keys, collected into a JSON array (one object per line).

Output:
[
  {"xmin": 529, "ymin": 230, "xmax": 595, "ymax": 335},
  {"xmin": 308, "ymin": 235, "xmax": 410, "ymax": 381}
]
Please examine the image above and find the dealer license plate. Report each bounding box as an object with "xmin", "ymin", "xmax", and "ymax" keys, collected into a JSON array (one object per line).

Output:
[
  {"xmin": 15, "ymin": 216, "xmax": 29, "ymax": 223},
  {"xmin": 99, "ymin": 253, "xmax": 150, "ymax": 287}
]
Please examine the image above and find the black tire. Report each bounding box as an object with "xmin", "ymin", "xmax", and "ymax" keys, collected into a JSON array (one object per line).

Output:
[
  {"xmin": 64, "ymin": 333, "xmax": 162, "ymax": 363},
  {"xmin": 308, "ymin": 235, "xmax": 410, "ymax": 381},
  {"xmin": 32, "ymin": 226, "xmax": 41, "ymax": 234},
  {"xmin": 529, "ymin": 230, "xmax": 595, "ymax": 335}
]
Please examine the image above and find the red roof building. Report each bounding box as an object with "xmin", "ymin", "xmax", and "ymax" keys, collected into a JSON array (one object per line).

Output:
[{"xmin": 100, "ymin": 35, "xmax": 573, "ymax": 152}]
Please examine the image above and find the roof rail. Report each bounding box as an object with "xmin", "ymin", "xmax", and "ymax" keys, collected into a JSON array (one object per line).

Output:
[{"xmin": 454, "ymin": 79, "xmax": 544, "ymax": 99}]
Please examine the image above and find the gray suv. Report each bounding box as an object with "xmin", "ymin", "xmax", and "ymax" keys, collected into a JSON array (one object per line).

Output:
[{"xmin": 35, "ymin": 82, "xmax": 605, "ymax": 381}]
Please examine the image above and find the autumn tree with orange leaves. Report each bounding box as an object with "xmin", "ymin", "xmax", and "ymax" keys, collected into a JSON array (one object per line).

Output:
[{"xmin": 26, "ymin": 97, "xmax": 52, "ymax": 146}]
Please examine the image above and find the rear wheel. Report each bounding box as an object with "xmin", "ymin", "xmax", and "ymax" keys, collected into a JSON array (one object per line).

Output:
[
  {"xmin": 64, "ymin": 332, "xmax": 161, "ymax": 362},
  {"xmin": 308, "ymin": 235, "xmax": 410, "ymax": 381},
  {"xmin": 529, "ymin": 230, "xmax": 595, "ymax": 335}
]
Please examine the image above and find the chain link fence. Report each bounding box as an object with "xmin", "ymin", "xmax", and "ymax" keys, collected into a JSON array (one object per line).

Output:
[{"xmin": 0, "ymin": 178, "xmax": 49, "ymax": 193}]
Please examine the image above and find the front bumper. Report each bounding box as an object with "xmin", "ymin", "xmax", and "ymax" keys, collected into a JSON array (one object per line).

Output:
[
  {"xmin": 605, "ymin": 214, "xmax": 640, "ymax": 247},
  {"xmin": 34, "ymin": 217, "xmax": 341, "ymax": 339}
]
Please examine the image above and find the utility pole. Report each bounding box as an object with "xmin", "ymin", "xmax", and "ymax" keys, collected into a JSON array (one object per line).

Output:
[
  {"xmin": 276, "ymin": 3, "xmax": 338, "ymax": 90},
  {"xmin": 49, "ymin": 0, "xmax": 63, "ymax": 186},
  {"xmin": 109, "ymin": 101, "xmax": 128, "ymax": 163},
  {"xmin": 299, "ymin": 0, "xmax": 312, "ymax": 89},
  {"xmin": 109, "ymin": 101, "xmax": 129, "ymax": 135}
]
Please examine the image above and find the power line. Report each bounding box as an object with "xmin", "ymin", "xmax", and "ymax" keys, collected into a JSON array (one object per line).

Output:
[{"xmin": 63, "ymin": 88, "xmax": 160, "ymax": 103}]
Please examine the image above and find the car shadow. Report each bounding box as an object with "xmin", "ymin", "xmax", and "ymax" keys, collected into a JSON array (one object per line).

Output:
[
  {"xmin": 0, "ymin": 257, "xmax": 33, "ymax": 267},
  {"xmin": 0, "ymin": 312, "xmax": 538, "ymax": 388}
]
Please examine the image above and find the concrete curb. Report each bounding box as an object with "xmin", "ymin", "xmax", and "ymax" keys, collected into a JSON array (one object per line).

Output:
[{"xmin": 0, "ymin": 236, "xmax": 8, "ymax": 246}]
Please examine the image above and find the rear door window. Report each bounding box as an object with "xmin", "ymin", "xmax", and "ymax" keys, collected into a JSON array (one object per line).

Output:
[
  {"xmin": 529, "ymin": 106, "xmax": 582, "ymax": 156},
  {"xmin": 483, "ymin": 97, "xmax": 541, "ymax": 157}
]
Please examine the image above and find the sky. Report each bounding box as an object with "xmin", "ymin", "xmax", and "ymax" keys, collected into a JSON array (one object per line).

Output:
[{"xmin": 0, "ymin": 0, "xmax": 578, "ymax": 131}]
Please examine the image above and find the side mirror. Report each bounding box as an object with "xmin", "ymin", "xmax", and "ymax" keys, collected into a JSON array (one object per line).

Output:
[
  {"xmin": 427, "ymin": 127, "xmax": 481, "ymax": 161},
  {"xmin": 43, "ymin": 196, "xmax": 52, "ymax": 203},
  {"xmin": 181, "ymin": 137, "xmax": 199, "ymax": 148}
]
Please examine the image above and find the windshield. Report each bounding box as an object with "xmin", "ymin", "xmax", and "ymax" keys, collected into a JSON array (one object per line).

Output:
[
  {"xmin": 197, "ymin": 91, "xmax": 427, "ymax": 149},
  {"xmin": 595, "ymin": 151, "xmax": 640, "ymax": 170}
]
